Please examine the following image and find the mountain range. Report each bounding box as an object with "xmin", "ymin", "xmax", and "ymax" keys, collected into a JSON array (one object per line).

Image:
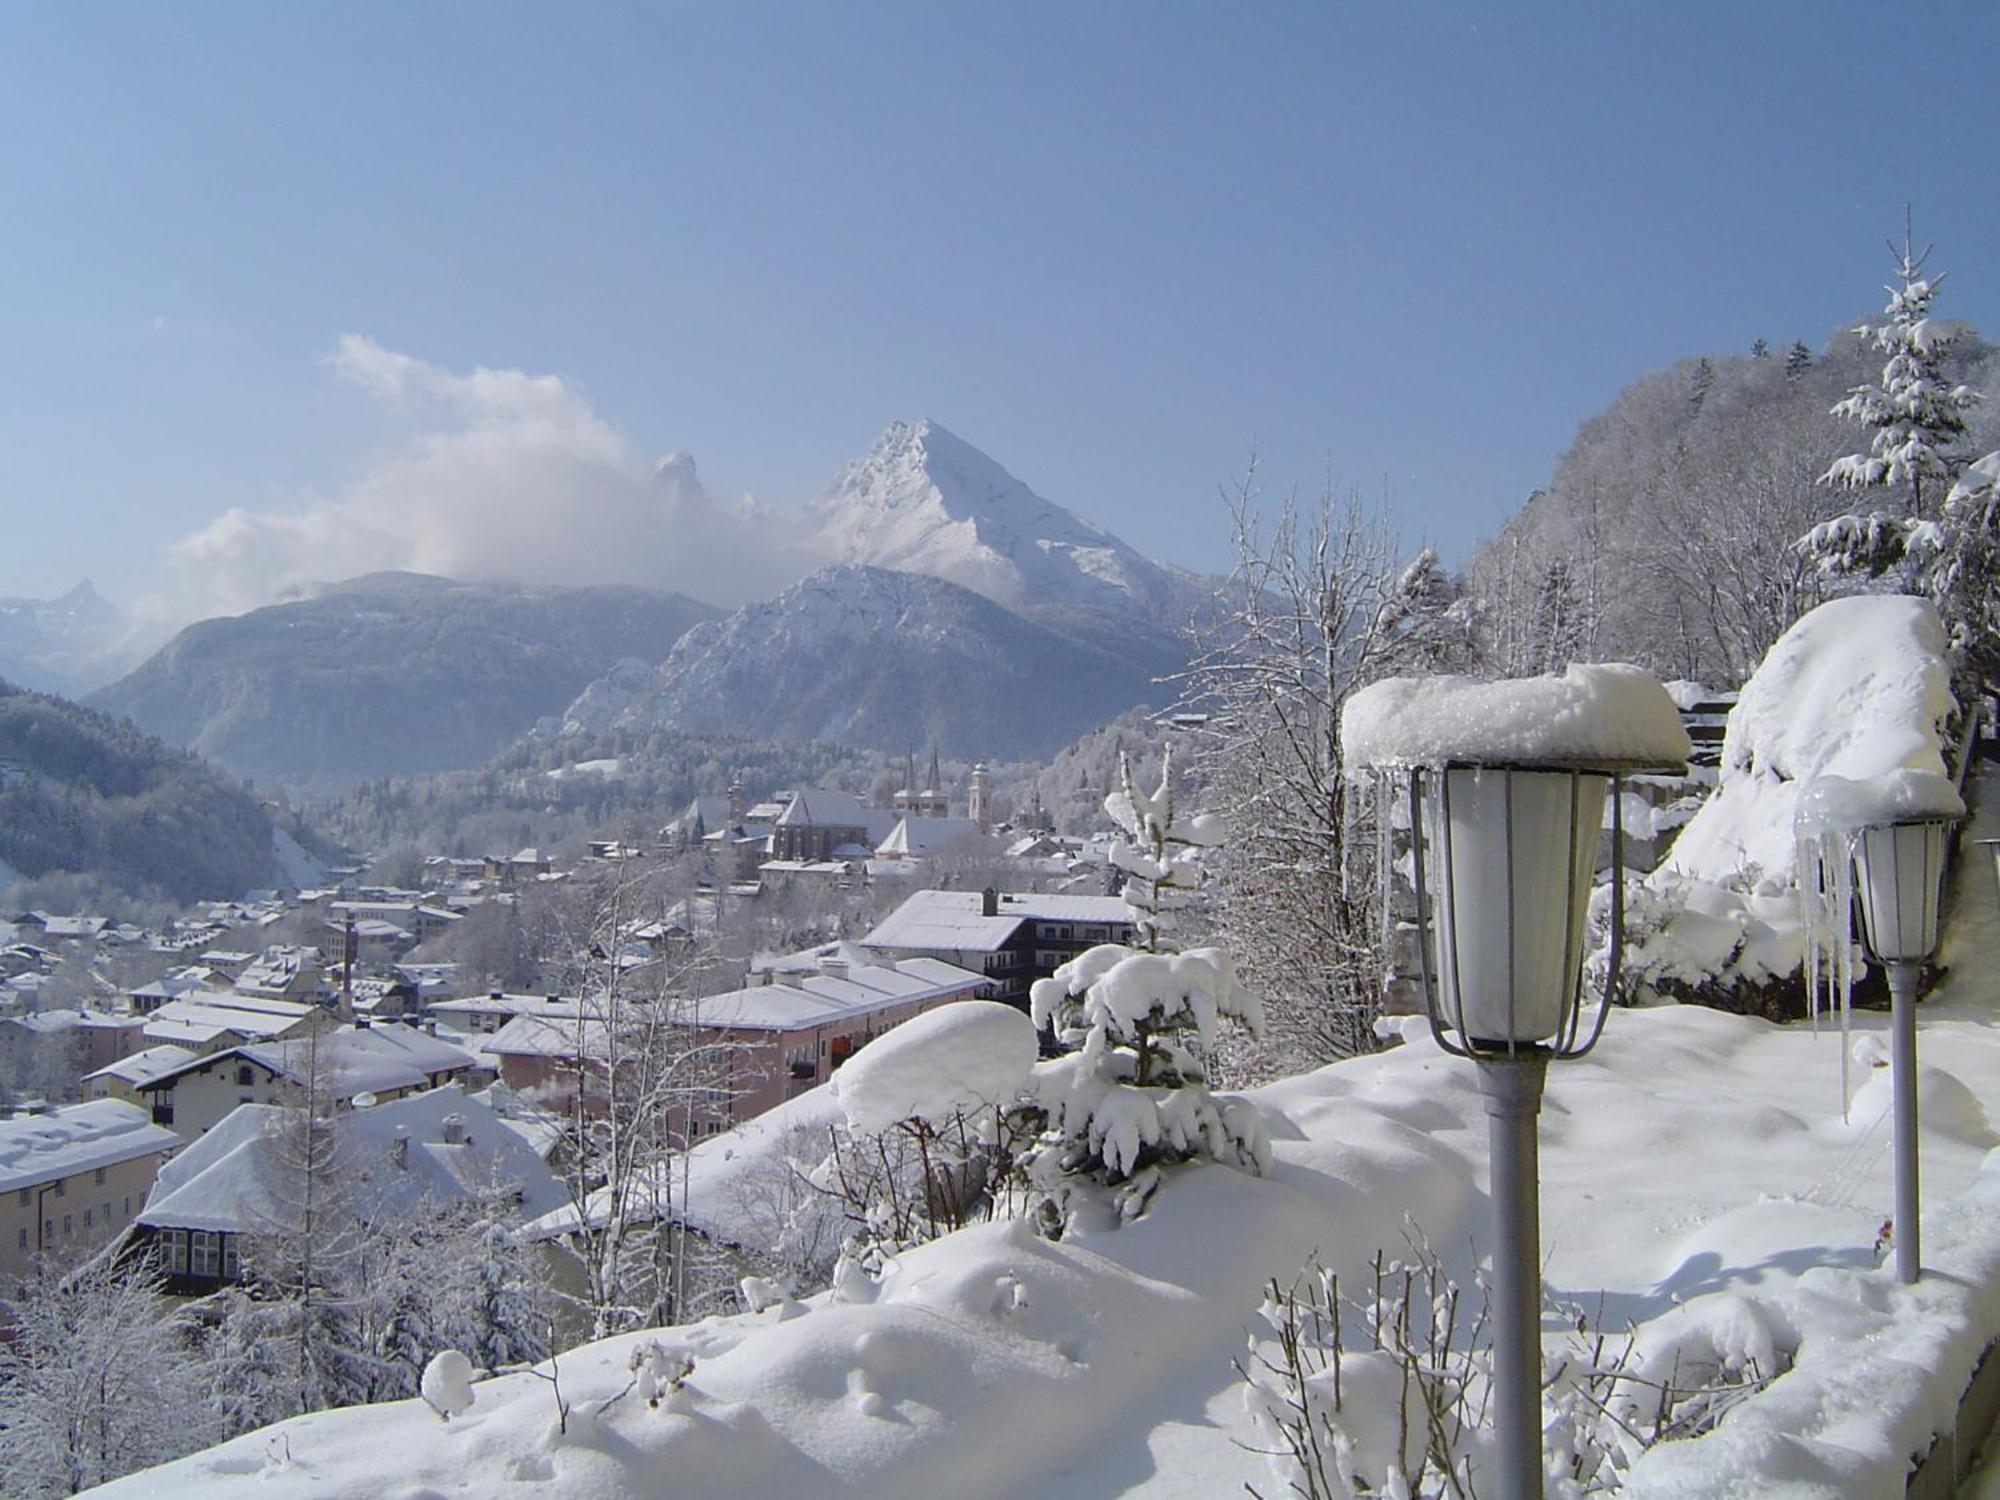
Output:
[
  {"xmin": 88, "ymin": 573, "xmax": 716, "ymax": 786},
  {"xmin": 553, "ymin": 564, "xmax": 1160, "ymax": 760},
  {"xmin": 87, "ymin": 421, "xmax": 1205, "ymax": 780},
  {"xmin": 0, "ymin": 580, "xmax": 133, "ymax": 697},
  {"xmin": 547, "ymin": 420, "xmax": 1203, "ymax": 759}
]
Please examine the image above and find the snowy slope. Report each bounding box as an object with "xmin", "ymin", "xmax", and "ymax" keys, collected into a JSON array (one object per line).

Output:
[
  {"xmin": 93, "ymin": 881, "xmax": 2000, "ymax": 1499},
  {"xmin": 556, "ymin": 565, "xmax": 1164, "ymax": 760},
  {"xmin": 807, "ymin": 420, "xmax": 1201, "ymax": 625}
]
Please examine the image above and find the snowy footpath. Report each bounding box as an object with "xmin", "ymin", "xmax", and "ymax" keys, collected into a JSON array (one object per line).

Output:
[{"xmin": 92, "ymin": 879, "xmax": 2000, "ymax": 1500}]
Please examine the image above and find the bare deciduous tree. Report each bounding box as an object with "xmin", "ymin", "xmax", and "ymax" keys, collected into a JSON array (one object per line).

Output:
[{"xmin": 1180, "ymin": 467, "xmax": 1472, "ymax": 1069}]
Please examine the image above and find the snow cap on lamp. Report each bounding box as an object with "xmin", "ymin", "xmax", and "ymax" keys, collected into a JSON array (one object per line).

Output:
[
  {"xmin": 1342, "ymin": 663, "xmax": 1687, "ymax": 1057},
  {"xmin": 1796, "ymin": 768, "xmax": 1963, "ymax": 965}
]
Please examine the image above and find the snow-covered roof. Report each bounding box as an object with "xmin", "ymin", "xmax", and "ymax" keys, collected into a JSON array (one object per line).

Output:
[
  {"xmin": 693, "ymin": 958, "xmax": 985, "ymax": 1034},
  {"xmin": 860, "ymin": 889, "xmax": 1134, "ymax": 954},
  {"xmin": 138, "ymin": 1086, "xmax": 565, "ymax": 1235},
  {"xmin": 83, "ymin": 1043, "xmax": 199, "ymax": 1088},
  {"xmin": 775, "ymin": 789, "xmax": 871, "ymax": 829},
  {"xmin": 7, "ymin": 1008, "xmax": 142, "ymax": 1039},
  {"xmin": 140, "ymin": 1026, "xmax": 478, "ymax": 1099},
  {"xmin": 875, "ymin": 816, "xmax": 983, "ymax": 859},
  {"xmin": 141, "ymin": 994, "xmax": 318, "ymax": 1047},
  {"xmin": 484, "ymin": 1011, "xmax": 615, "ymax": 1061},
  {"xmin": 428, "ymin": 991, "xmax": 585, "ymax": 1020},
  {"xmin": 0, "ymin": 1099, "xmax": 180, "ymax": 1193},
  {"xmin": 1341, "ymin": 661, "xmax": 1691, "ymax": 773},
  {"xmin": 131, "ymin": 966, "xmax": 228, "ymax": 1001}
]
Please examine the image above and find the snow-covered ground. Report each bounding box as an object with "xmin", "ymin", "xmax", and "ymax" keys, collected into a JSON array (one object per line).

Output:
[{"xmin": 90, "ymin": 812, "xmax": 2000, "ymax": 1498}]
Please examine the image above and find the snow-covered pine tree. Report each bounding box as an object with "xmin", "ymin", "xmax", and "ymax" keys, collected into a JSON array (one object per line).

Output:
[
  {"xmin": 1785, "ymin": 339, "xmax": 1814, "ymax": 378},
  {"xmin": 1803, "ymin": 217, "xmax": 1982, "ymax": 575},
  {"xmin": 1800, "ymin": 219, "xmax": 1996, "ymax": 695},
  {"xmin": 1752, "ymin": 338, "xmax": 1771, "ymax": 358},
  {"xmin": 1023, "ymin": 746, "xmax": 1268, "ymax": 1229}
]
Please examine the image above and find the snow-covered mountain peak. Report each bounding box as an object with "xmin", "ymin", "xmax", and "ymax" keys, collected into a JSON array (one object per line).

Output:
[
  {"xmin": 652, "ymin": 451, "xmax": 701, "ymax": 492},
  {"xmin": 807, "ymin": 419, "xmax": 1172, "ymax": 616}
]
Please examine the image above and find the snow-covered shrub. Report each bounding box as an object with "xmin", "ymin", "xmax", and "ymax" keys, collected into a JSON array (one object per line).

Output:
[
  {"xmin": 1022, "ymin": 749, "xmax": 1269, "ymax": 1230},
  {"xmin": 1618, "ymin": 595, "xmax": 1957, "ymax": 1018},
  {"xmin": 1240, "ymin": 1246, "xmax": 1796, "ymax": 1499},
  {"xmin": 808, "ymin": 1001, "xmax": 1044, "ymax": 1270}
]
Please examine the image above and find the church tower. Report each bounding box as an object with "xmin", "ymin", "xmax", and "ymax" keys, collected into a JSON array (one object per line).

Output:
[{"xmin": 968, "ymin": 762, "xmax": 992, "ymax": 833}]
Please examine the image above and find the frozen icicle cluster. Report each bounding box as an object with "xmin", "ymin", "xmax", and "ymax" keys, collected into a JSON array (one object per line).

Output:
[{"xmin": 1022, "ymin": 747, "xmax": 1268, "ymax": 1229}]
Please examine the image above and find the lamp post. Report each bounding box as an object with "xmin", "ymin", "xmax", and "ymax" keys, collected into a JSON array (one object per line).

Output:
[
  {"xmin": 1342, "ymin": 662, "xmax": 1689, "ymax": 1500},
  {"xmin": 1405, "ymin": 762, "xmax": 1629, "ymax": 1500},
  {"xmin": 1849, "ymin": 814, "xmax": 1955, "ymax": 1284}
]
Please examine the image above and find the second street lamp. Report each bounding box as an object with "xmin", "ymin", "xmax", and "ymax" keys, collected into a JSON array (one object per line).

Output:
[{"xmin": 1799, "ymin": 770, "xmax": 1963, "ymax": 1286}]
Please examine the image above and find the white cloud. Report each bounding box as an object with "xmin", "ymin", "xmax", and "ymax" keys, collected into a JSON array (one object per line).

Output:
[{"xmin": 160, "ymin": 336, "xmax": 825, "ymax": 621}]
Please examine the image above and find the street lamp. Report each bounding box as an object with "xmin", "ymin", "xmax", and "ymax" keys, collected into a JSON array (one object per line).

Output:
[
  {"xmin": 1343, "ymin": 665, "xmax": 1689, "ymax": 1500},
  {"xmin": 1797, "ymin": 770, "xmax": 1963, "ymax": 1286}
]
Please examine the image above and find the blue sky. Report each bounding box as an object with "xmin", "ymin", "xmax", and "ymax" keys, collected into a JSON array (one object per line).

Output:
[{"xmin": 5, "ymin": 2, "xmax": 1999, "ymax": 611}]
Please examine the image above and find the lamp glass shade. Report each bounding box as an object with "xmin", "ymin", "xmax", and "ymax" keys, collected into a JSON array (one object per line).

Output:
[
  {"xmin": 1424, "ymin": 767, "xmax": 1607, "ymax": 1047},
  {"xmin": 1852, "ymin": 820, "xmax": 1948, "ymax": 963}
]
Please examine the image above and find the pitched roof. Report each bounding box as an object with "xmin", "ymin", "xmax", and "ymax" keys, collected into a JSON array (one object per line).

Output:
[
  {"xmin": 859, "ymin": 889, "xmax": 1134, "ymax": 953},
  {"xmin": 0, "ymin": 1099, "xmax": 180, "ymax": 1193},
  {"xmin": 84, "ymin": 1044, "xmax": 199, "ymax": 1089},
  {"xmin": 875, "ymin": 816, "xmax": 983, "ymax": 858},
  {"xmin": 137, "ymin": 1086, "xmax": 565, "ymax": 1234},
  {"xmin": 138, "ymin": 1025, "xmax": 477, "ymax": 1099}
]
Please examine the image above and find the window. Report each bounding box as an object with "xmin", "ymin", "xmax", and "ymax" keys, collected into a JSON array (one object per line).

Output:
[
  {"xmin": 122, "ymin": 1196, "xmax": 130, "ymax": 1216},
  {"xmin": 94, "ymin": 1166, "xmax": 106, "ymax": 1186},
  {"xmin": 221, "ymin": 1235, "xmax": 240, "ymax": 1281},
  {"xmin": 191, "ymin": 1231, "xmax": 219, "ymax": 1278},
  {"xmin": 104, "ymin": 1202, "xmax": 112, "ymax": 1224},
  {"xmin": 15, "ymin": 1188, "xmax": 27, "ymax": 1208},
  {"xmin": 15, "ymin": 1227, "xmax": 23, "ymax": 1251},
  {"xmin": 61, "ymin": 1214, "xmax": 71, "ymax": 1237},
  {"xmin": 164, "ymin": 1228, "xmax": 188, "ymax": 1274},
  {"xmin": 83, "ymin": 1208, "xmax": 94, "ymax": 1230},
  {"xmin": 237, "ymin": 1065, "xmax": 255, "ymax": 1086},
  {"xmin": 53, "ymin": 1179, "xmax": 64, "ymax": 1198}
]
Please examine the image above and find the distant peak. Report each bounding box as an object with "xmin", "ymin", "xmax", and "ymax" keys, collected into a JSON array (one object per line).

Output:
[{"xmin": 653, "ymin": 452, "xmax": 700, "ymax": 488}]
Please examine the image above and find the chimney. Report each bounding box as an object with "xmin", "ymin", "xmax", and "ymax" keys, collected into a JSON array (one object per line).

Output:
[
  {"xmin": 818, "ymin": 953, "xmax": 849, "ymax": 979},
  {"xmin": 441, "ymin": 1114, "xmax": 466, "ymax": 1146},
  {"xmin": 391, "ymin": 1134, "xmax": 410, "ymax": 1170},
  {"xmin": 981, "ymin": 886, "xmax": 998, "ymax": 918}
]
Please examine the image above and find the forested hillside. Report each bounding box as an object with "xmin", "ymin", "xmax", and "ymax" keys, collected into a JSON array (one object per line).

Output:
[
  {"xmin": 1470, "ymin": 326, "xmax": 2000, "ymax": 687},
  {"xmin": 0, "ymin": 680, "xmax": 322, "ymax": 905}
]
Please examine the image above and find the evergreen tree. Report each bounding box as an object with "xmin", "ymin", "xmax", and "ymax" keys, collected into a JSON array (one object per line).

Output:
[
  {"xmin": 1688, "ymin": 357, "xmax": 1716, "ymax": 413},
  {"xmin": 1752, "ymin": 338, "xmax": 1770, "ymax": 358},
  {"xmin": 1819, "ymin": 218, "xmax": 1981, "ymax": 524},
  {"xmin": 1785, "ymin": 339, "xmax": 1813, "ymax": 377},
  {"xmin": 1023, "ymin": 747, "xmax": 1268, "ymax": 1228}
]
